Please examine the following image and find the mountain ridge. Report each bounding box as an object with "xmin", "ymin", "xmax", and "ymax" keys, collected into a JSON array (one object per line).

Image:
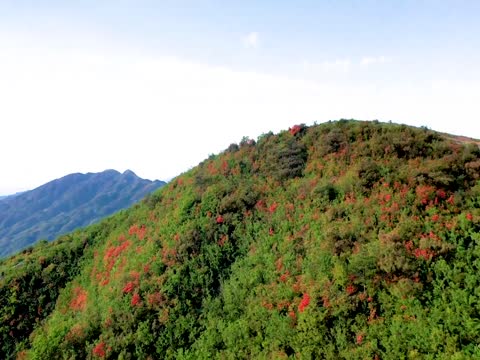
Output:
[{"xmin": 0, "ymin": 169, "xmax": 165, "ymax": 257}]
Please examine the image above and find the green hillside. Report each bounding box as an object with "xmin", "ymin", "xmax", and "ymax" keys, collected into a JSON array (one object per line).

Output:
[{"xmin": 2, "ymin": 120, "xmax": 480, "ymax": 359}]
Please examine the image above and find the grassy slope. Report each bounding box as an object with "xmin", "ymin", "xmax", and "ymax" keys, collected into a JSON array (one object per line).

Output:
[{"xmin": 2, "ymin": 120, "xmax": 480, "ymax": 359}]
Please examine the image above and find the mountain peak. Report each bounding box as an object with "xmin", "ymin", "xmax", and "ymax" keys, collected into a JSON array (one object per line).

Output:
[
  {"xmin": 122, "ymin": 169, "xmax": 137, "ymax": 177},
  {"xmin": 2, "ymin": 120, "xmax": 480, "ymax": 359}
]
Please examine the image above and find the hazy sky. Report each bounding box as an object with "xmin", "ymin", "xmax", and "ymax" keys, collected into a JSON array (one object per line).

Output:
[{"xmin": 1, "ymin": 0, "xmax": 479, "ymax": 194}]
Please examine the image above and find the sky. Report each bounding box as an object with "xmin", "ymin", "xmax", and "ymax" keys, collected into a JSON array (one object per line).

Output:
[{"xmin": 0, "ymin": 0, "xmax": 479, "ymax": 194}]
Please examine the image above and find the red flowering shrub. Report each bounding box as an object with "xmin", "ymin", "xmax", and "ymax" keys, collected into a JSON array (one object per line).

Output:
[
  {"xmin": 70, "ymin": 287, "xmax": 87, "ymax": 311},
  {"xmin": 279, "ymin": 271, "xmax": 289, "ymax": 283},
  {"xmin": 414, "ymin": 248, "xmax": 434, "ymax": 260},
  {"xmin": 289, "ymin": 125, "xmax": 302, "ymax": 136},
  {"xmin": 92, "ymin": 342, "xmax": 106, "ymax": 358},
  {"xmin": 122, "ymin": 281, "xmax": 135, "ymax": 294},
  {"xmin": 298, "ymin": 293, "xmax": 310, "ymax": 312},
  {"xmin": 137, "ymin": 225, "xmax": 147, "ymax": 240},
  {"xmin": 131, "ymin": 293, "xmax": 141, "ymax": 307},
  {"xmin": 268, "ymin": 202, "xmax": 278, "ymax": 213},
  {"xmin": 143, "ymin": 264, "xmax": 150, "ymax": 274},
  {"xmin": 128, "ymin": 225, "xmax": 138, "ymax": 236},
  {"xmin": 346, "ymin": 284, "xmax": 357, "ymax": 295},
  {"xmin": 216, "ymin": 215, "xmax": 224, "ymax": 224},
  {"xmin": 416, "ymin": 185, "xmax": 436, "ymax": 205}
]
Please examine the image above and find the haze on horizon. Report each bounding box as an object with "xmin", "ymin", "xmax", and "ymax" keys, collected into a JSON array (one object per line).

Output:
[{"xmin": 1, "ymin": 0, "xmax": 479, "ymax": 195}]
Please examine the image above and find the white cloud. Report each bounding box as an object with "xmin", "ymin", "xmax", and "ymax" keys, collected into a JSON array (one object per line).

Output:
[
  {"xmin": 308, "ymin": 59, "xmax": 351, "ymax": 74},
  {"xmin": 242, "ymin": 32, "xmax": 259, "ymax": 49},
  {"xmin": 360, "ymin": 55, "xmax": 390, "ymax": 66}
]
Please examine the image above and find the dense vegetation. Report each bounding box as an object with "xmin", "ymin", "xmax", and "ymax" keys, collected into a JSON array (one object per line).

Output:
[
  {"xmin": 1, "ymin": 120, "xmax": 480, "ymax": 359},
  {"xmin": 0, "ymin": 170, "xmax": 165, "ymax": 257}
]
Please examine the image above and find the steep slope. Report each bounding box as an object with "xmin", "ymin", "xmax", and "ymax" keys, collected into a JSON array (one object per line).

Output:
[
  {"xmin": 2, "ymin": 120, "xmax": 480, "ymax": 359},
  {"xmin": 0, "ymin": 170, "xmax": 165, "ymax": 257}
]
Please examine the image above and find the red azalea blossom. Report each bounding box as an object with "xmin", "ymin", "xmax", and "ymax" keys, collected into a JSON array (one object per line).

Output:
[
  {"xmin": 131, "ymin": 293, "xmax": 141, "ymax": 306},
  {"xmin": 447, "ymin": 195, "xmax": 455, "ymax": 205},
  {"xmin": 466, "ymin": 213, "xmax": 473, "ymax": 221},
  {"xmin": 70, "ymin": 287, "xmax": 88, "ymax": 311},
  {"xmin": 216, "ymin": 215, "xmax": 224, "ymax": 224},
  {"xmin": 298, "ymin": 293, "xmax": 310, "ymax": 312},
  {"xmin": 404, "ymin": 241, "xmax": 414, "ymax": 251},
  {"xmin": 289, "ymin": 125, "xmax": 302, "ymax": 136},
  {"xmin": 92, "ymin": 342, "xmax": 106, "ymax": 358},
  {"xmin": 279, "ymin": 271, "xmax": 289, "ymax": 283},
  {"xmin": 356, "ymin": 334, "xmax": 363, "ymax": 345},
  {"xmin": 436, "ymin": 189, "xmax": 447, "ymax": 199},
  {"xmin": 129, "ymin": 225, "xmax": 138, "ymax": 236},
  {"xmin": 414, "ymin": 248, "xmax": 434, "ymax": 260},
  {"xmin": 137, "ymin": 225, "xmax": 147, "ymax": 240},
  {"xmin": 346, "ymin": 284, "xmax": 357, "ymax": 295},
  {"xmin": 122, "ymin": 281, "xmax": 135, "ymax": 294},
  {"xmin": 268, "ymin": 203, "xmax": 278, "ymax": 213}
]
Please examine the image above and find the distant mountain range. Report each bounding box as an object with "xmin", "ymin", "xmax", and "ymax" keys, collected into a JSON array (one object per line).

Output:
[
  {"xmin": 0, "ymin": 192, "xmax": 24, "ymax": 201},
  {"xmin": 0, "ymin": 169, "xmax": 165, "ymax": 257}
]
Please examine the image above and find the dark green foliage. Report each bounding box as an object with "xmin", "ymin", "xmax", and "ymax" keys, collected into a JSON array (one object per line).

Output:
[
  {"xmin": 0, "ymin": 170, "xmax": 165, "ymax": 258},
  {"xmin": 258, "ymin": 132, "xmax": 308, "ymax": 181},
  {"xmin": 2, "ymin": 120, "xmax": 480, "ymax": 359},
  {"xmin": 358, "ymin": 159, "xmax": 382, "ymax": 190}
]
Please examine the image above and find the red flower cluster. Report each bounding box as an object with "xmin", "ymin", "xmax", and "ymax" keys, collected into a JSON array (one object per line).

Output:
[
  {"xmin": 103, "ymin": 240, "xmax": 131, "ymax": 272},
  {"xmin": 131, "ymin": 293, "xmax": 141, "ymax": 306},
  {"xmin": 268, "ymin": 202, "xmax": 278, "ymax": 213},
  {"xmin": 92, "ymin": 342, "xmax": 106, "ymax": 358},
  {"xmin": 414, "ymin": 248, "xmax": 434, "ymax": 260},
  {"xmin": 346, "ymin": 284, "xmax": 357, "ymax": 295},
  {"xmin": 279, "ymin": 271, "xmax": 289, "ymax": 283},
  {"xmin": 70, "ymin": 287, "xmax": 87, "ymax": 311},
  {"xmin": 298, "ymin": 293, "xmax": 310, "ymax": 312},
  {"xmin": 129, "ymin": 224, "xmax": 147, "ymax": 240},
  {"xmin": 122, "ymin": 281, "xmax": 136, "ymax": 294},
  {"xmin": 289, "ymin": 125, "xmax": 302, "ymax": 136},
  {"xmin": 216, "ymin": 215, "xmax": 224, "ymax": 224},
  {"xmin": 416, "ymin": 185, "xmax": 436, "ymax": 205}
]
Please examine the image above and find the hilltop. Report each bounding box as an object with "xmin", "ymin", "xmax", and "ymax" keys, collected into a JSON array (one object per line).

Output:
[
  {"xmin": 0, "ymin": 170, "xmax": 165, "ymax": 257},
  {"xmin": 1, "ymin": 120, "xmax": 480, "ymax": 359}
]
